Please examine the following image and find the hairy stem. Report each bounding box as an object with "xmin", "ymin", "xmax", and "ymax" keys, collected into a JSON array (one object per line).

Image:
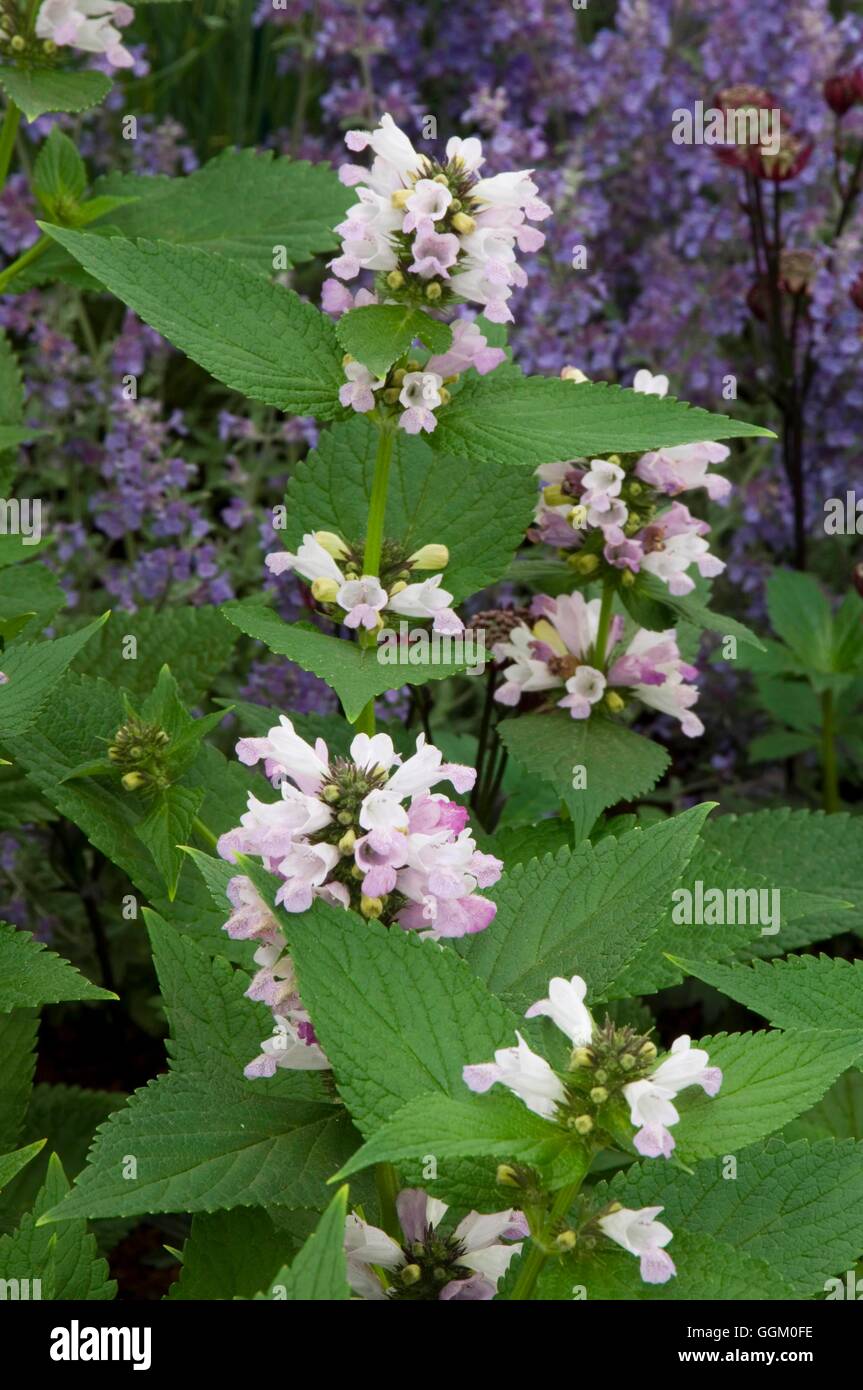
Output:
[
  {"xmin": 0, "ymin": 100, "xmax": 21, "ymax": 191},
  {"xmin": 509, "ymin": 1178, "xmax": 585, "ymax": 1301},
  {"xmin": 354, "ymin": 421, "xmax": 395, "ymax": 736}
]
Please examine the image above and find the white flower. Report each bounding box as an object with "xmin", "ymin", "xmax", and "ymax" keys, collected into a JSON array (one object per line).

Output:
[
  {"xmin": 243, "ymin": 1011, "xmax": 330, "ymax": 1078},
  {"xmin": 633, "ymin": 368, "xmax": 670, "ymax": 397},
  {"xmin": 235, "ymin": 715, "xmax": 330, "ymax": 793},
  {"xmin": 337, "ymin": 575, "xmax": 388, "ymax": 630},
  {"xmin": 265, "ymin": 532, "xmax": 344, "ymax": 583},
  {"xmin": 525, "ymin": 974, "xmax": 594, "ymax": 1045},
  {"xmin": 387, "ymin": 573, "xmax": 463, "ymax": 634},
  {"xmin": 641, "ymin": 528, "xmax": 725, "ymax": 596},
  {"xmin": 463, "ymin": 1030, "xmax": 565, "ymax": 1119},
  {"xmin": 403, "ymin": 178, "xmax": 453, "ymax": 232},
  {"xmin": 36, "ymin": 0, "xmax": 135, "ymax": 68},
  {"xmin": 650, "ymin": 1035, "xmax": 722, "ymax": 1096},
  {"xmin": 623, "ymin": 1035, "xmax": 721, "ymax": 1157},
  {"xmin": 599, "ymin": 1206, "xmax": 676, "ymax": 1284},
  {"xmin": 275, "ymin": 841, "xmax": 340, "ymax": 913},
  {"xmin": 339, "ymin": 359, "xmax": 385, "ymax": 413},
  {"xmin": 558, "ymin": 665, "xmax": 607, "ymax": 720},
  {"xmin": 398, "ymin": 371, "xmax": 444, "ymax": 435}
]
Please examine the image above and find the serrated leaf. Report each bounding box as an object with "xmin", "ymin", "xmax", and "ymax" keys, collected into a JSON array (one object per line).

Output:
[
  {"xmin": 336, "ymin": 1092, "xmax": 590, "ymax": 1190},
  {"xmin": 0, "ymin": 560, "xmax": 65, "ymax": 632},
  {"xmin": 0, "ymin": 1010, "xmax": 37, "ymax": 1153},
  {"xmin": 0, "ymin": 922, "xmax": 115, "ymax": 1011},
  {"xmin": 1, "ymin": 1084, "xmax": 126, "ymax": 1223},
  {"xmin": 39, "ymin": 227, "xmax": 345, "ymax": 419},
  {"xmin": 499, "ymin": 711, "xmax": 670, "ymax": 844},
  {"xmin": 612, "ymin": 1137, "xmax": 863, "ymax": 1296},
  {"xmin": 0, "ymin": 68, "xmax": 111, "ymax": 122},
  {"xmin": 281, "ymin": 414, "xmax": 536, "ymax": 602},
  {"xmin": 0, "ymin": 1139, "xmax": 45, "ymax": 1193},
  {"xmin": 767, "ymin": 569, "xmax": 834, "ymax": 671},
  {"xmin": 483, "ymin": 819, "xmax": 572, "ymax": 868},
  {"xmin": 0, "ymin": 1153, "xmax": 114, "ymax": 1298},
  {"xmin": 286, "ymin": 897, "xmax": 519, "ymax": 1134},
  {"xmin": 135, "ymin": 784, "xmax": 204, "ymax": 900},
  {"xmin": 74, "ymin": 607, "xmax": 237, "ymax": 702},
  {"xmin": 169, "ymin": 1208, "xmax": 296, "ymax": 1301},
  {"xmin": 33, "ymin": 126, "xmax": 87, "ymax": 212},
  {"xmin": 624, "ymin": 573, "xmax": 766, "ymax": 651},
  {"xmin": 0, "ymin": 612, "xmax": 109, "ymax": 737},
  {"xmin": 461, "ymin": 806, "xmax": 711, "ymax": 1012},
  {"xmin": 676, "ymin": 955, "xmax": 863, "ymax": 1033},
  {"xmin": 783, "ymin": 1071, "xmax": 863, "ymax": 1142},
  {"xmin": 672, "ymin": 1029, "xmax": 863, "ymax": 1160},
  {"xmin": 257, "ymin": 1188, "xmax": 350, "ymax": 1301},
  {"xmin": 431, "ymin": 376, "xmax": 773, "ymax": 469},
  {"xmin": 336, "ymin": 304, "xmax": 452, "ymax": 377},
  {"xmin": 220, "ymin": 602, "xmax": 471, "ymax": 722}
]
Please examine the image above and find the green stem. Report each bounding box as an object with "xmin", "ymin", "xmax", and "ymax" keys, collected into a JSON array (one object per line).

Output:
[
  {"xmin": 0, "ymin": 234, "xmax": 50, "ymax": 294},
  {"xmin": 375, "ymin": 1159, "xmax": 401, "ymax": 1241},
  {"xmin": 353, "ymin": 421, "xmax": 395, "ymax": 735},
  {"xmin": 821, "ymin": 689, "xmax": 840, "ymax": 813},
  {"xmin": 592, "ymin": 577, "xmax": 615, "ymax": 669},
  {"xmin": 509, "ymin": 1179, "xmax": 585, "ymax": 1301},
  {"xmin": 0, "ymin": 101, "xmax": 21, "ymax": 191},
  {"xmin": 192, "ymin": 816, "xmax": 218, "ymax": 849}
]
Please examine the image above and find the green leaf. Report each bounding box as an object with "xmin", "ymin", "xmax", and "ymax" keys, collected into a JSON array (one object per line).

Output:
[
  {"xmin": 72, "ymin": 606, "xmax": 237, "ymax": 702},
  {"xmin": 462, "ymin": 806, "xmax": 711, "ymax": 1012},
  {"xmin": 767, "ymin": 569, "xmax": 834, "ymax": 672},
  {"xmin": 1, "ymin": 1084, "xmax": 126, "ymax": 1222},
  {"xmin": 0, "ymin": 922, "xmax": 116, "ymax": 1011},
  {"xmin": 0, "ymin": 613, "xmax": 109, "ymax": 737},
  {"xmin": 499, "ymin": 711, "xmax": 670, "ymax": 844},
  {"xmin": 432, "ymin": 376, "xmax": 774, "ymax": 469},
  {"xmin": 483, "ymin": 819, "xmax": 572, "ymax": 868},
  {"xmin": 0, "ymin": 560, "xmax": 65, "ymax": 632},
  {"xmin": 0, "ymin": 1010, "xmax": 37, "ymax": 1153},
  {"xmin": 38, "ymin": 920, "xmax": 360, "ymax": 1224},
  {"xmin": 135, "ymin": 784, "xmax": 204, "ymax": 901},
  {"xmin": 168, "ymin": 1208, "xmax": 296, "ymax": 1301},
  {"xmin": 0, "ymin": 329, "xmax": 24, "ymax": 432},
  {"xmin": 258, "ymin": 1188, "xmax": 350, "ymax": 1301},
  {"xmin": 220, "ymin": 602, "xmax": 471, "ymax": 722},
  {"xmin": 0, "ymin": 1139, "xmax": 45, "ymax": 1194},
  {"xmin": 624, "ymin": 573, "xmax": 766, "ymax": 652},
  {"xmin": 0, "ymin": 1153, "xmax": 114, "ymax": 1298},
  {"xmin": 672, "ymin": 1029, "xmax": 863, "ymax": 1160},
  {"xmin": 336, "ymin": 305, "xmax": 452, "ymax": 377},
  {"xmin": 281, "ymin": 415, "xmax": 537, "ymax": 603},
  {"xmin": 676, "ymin": 955, "xmax": 863, "ymax": 1033},
  {"xmin": 0, "ymin": 68, "xmax": 111, "ymax": 123},
  {"xmin": 335, "ymin": 1093, "xmax": 590, "ymax": 1189},
  {"xmin": 613, "ymin": 1137, "xmax": 863, "ymax": 1296},
  {"xmin": 703, "ymin": 808, "xmax": 863, "ymax": 940},
  {"xmin": 286, "ymin": 898, "xmax": 519, "ymax": 1134},
  {"xmin": 783, "ymin": 1071, "xmax": 863, "ymax": 1142},
  {"xmin": 33, "ymin": 127, "xmax": 87, "ymax": 215},
  {"xmin": 39, "ymin": 227, "xmax": 346, "ymax": 419}
]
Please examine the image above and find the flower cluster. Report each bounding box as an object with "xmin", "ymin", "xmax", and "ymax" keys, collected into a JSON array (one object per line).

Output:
[
  {"xmin": 462, "ymin": 973, "xmax": 722, "ymax": 1284},
  {"xmin": 464, "ymin": 974, "xmax": 721, "ymax": 1160},
  {"xmin": 330, "ymin": 112, "xmax": 550, "ymax": 325},
  {"xmin": 345, "ymin": 1189, "xmax": 527, "ymax": 1300},
  {"xmin": 35, "ymin": 0, "xmax": 135, "ymax": 68},
  {"xmin": 493, "ymin": 590, "xmax": 704, "ymax": 737},
  {"xmin": 266, "ymin": 531, "xmax": 463, "ymax": 635},
  {"xmin": 531, "ymin": 368, "xmax": 729, "ymax": 598},
  {"xmin": 219, "ymin": 719, "xmax": 501, "ymax": 1075}
]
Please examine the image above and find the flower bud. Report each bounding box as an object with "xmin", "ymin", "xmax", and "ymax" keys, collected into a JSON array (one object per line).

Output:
[
  {"xmin": 409, "ymin": 544, "xmax": 449, "ymax": 571},
  {"xmin": 438, "ymin": 386, "xmax": 451, "ymax": 405},
  {"xmin": 121, "ymin": 771, "xmax": 147, "ymax": 791},
  {"xmin": 10, "ymin": 35, "xmax": 25, "ymax": 51},
  {"xmin": 311, "ymin": 577, "xmax": 340, "ymax": 603},
  {"xmin": 314, "ymin": 531, "xmax": 350, "ymax": 560},
  {"xmin": 555, "ymin": 1230, "xmax": 577, "ymax": 1252},
  {"xmin": 337, "ymin": 828, "xmax": 357, "ymax": 854},
  {"xmin": 496, "ymin": 1163, "xmax": 520, "ymax": 1188},
  {"xmin": 590, "ymin": 1086, "xmax": 609, "ymax": 1104},
  {"xmin": 321, "ymin": 784, "xmax": 340, "ymax": 804},
  {"xmin": 639, "ymin": 1040, "xmax": 658, "ymax": 1061},
  {"xmin": 382, "ymin": 387, "xmax": 401, "ymax": 404},
  {"xmin": 451, "ymin": 211, "xmax": 476, "ymax": 234},
  {"xmin": 571, "ymin": 553, "xmax": 600, "ymax": 576},
  {"xmin": 391, "ymin": 189, "xmax": 411, "ymax": 209},
  {"xmin": 621, "ymin": 569, "xmax": 636, "ymax": 588},
  {"xmin": 620, "ymin": 1053, "xmax": 636, "ymax": 1072},
  {"xmin": 388, "ymin": 579, "xmax": 408, "ymax": 596},
  {"xmin": 541, "ymin": 484, "xmax": 567, "ymax": 507},
  {"xmin": 571, "ymin": 1047, "xmax": 593, "ymax": 1068},
  {"xmin": 561, "ymin": 365, "xmax": 589, "ymax": 383},
  {"xmin": 824, "ymin": 72, "xmax": 861, "ymax": 117},
  {"xmin": 593, "ymin": 1069, "xmax": 608, "ymax": 1084},
  {"xmin": 337, "ymin": 809, "xmax": 354, "ymax": 826},
  {"xmin": 605, "ymin": 691, "xmax": 625, "ymax": 714},
  {"xmin": 400, "ymin": 1263, "xmax": 422, "ymax": 1285},
  {"xmin": 386, "ymin": 269, "xmax": 405, "ymax": 289},
  {"xmin": 433, "ymin": 173, "xmax": 448, "ymax": 185},
  {"xmin": 361, "ymin": 894, "xmax": 384, "ymax": 919},
  {"xmin": 425, "ymin": 282, "xmax": 442, "ymax": 301},
  {"xmin": 573, "ymin": 1115, "xmax": 594, "ymax": 1136}
]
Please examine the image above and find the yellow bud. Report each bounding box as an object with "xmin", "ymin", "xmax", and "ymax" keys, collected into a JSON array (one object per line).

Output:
[
  {"xmin": 639, "ymin": 1040, "xmax": 658, "ymax": 1060},
  {"xmin": 391, "ymin": 368, "xmax": 406, "ymax": 385},
  {"xmin": 121, "ymin": 771, "xmax": 146, "ymax": 791},
  {"xmin": 605, "ymin": 691, "xmax": 625, "ymax": 714},
  {"xmin": 425, "ymin": 282, "xmax": 442, "ymax": 301},
  {"xmin": 555, "ymin": 1230, "xmax": 577, "ymax": 1252},
  {"xmin": 311, "ymin": 577, "xmax": 340, "ymax": 603},
  {"xmin": 10, "ymin": 35, "xmax": 25, "ymax": 52},
  {"xmin": 388, "ymin": 579, "xmax": 408, "ymax": 596},
  {"xmin": 541, "ymin": 484, "xmax": 567, "ymax": 508},
  {"xmin": 606, "ymin": 1201, "xmax": 623, "ymax": 1215},
  {"xmin": 361, "ymin": 895, "xmax": 384, "ymax": 919},
  {"xmin": 386, "ymin": 269, "xmax": 405, "ymax": 289},
  {"xmin": 590, "ymin": 1086, "xmax": 609, "ymax": 1105},
  {"xmin": 573, "ymin": 1115, "xmax": 594, "ymax": 1136},
  {"xmin": 621, "ymin": 569, "xmax": 636, "ymax": 587},
  {"xmin": 401, "ymin": 1263, "xmax": 422, "ymax": 1285},
  {"xmin": 438, "ymin": 386, "xmax": 451, "ymax": 405},
  {"xmin": 382, "ymin": 387, "xmax": 401, "ymax": 404},
  {"xmin": 496, "ymin": 1164, "xmax": 519, "ymax": 1188},
  {"xmin": 321, "ymin": 784, "xmax": 340, "ymax": 804},
  {"xmin": 571, "ymin": 1047, "xmax": 593, "ymax": 1068},
  {"xmin": 620, "ymin": 1052, "xmax": 636, "ymax": 1072},
  {"xmin": 314, "ymin": 530, "xmax": 350, "ymax": 560},
  {"xmin": 433, "ymin": 173, "xmax": 449, "ymax": 185},
  {"xmin": 337, "ymin": 829, "xmax": 357, "ymax": 854},
  {"xmin": 561, "ymin": 365, "xmax": 589, "ymax": 383},
  {"xmin": 409, "ymin": 544, "xmax": 449, "ymax": 571},
  {"xmin": 337, "ymin": 809, "xmax": 354, "ymax": 826},
  {"xmin": 342, "ymin": 353, "xmax": 354, "ymax": 366},
  {"xmin": 406, "ymin": 360, "xmax": 421, "ymax": 373},
  {"xmin": 350, "ymin": 864, "xmax": 364, "ymax": 880},
  {"xmin": 391, "ymin": 189, "xmax": 411, "ymax": 209},
  {"xmin": 572, "ymin": 553, "xmax": 600, "ymax": 576},
  {"xmin": 451, "ymin": 211, "xmax": 476, "ymax": 234}
]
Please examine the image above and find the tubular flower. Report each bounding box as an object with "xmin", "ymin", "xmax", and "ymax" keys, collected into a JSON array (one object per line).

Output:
[{"xmin": 36, "ymin": 0, "xmax": 135, "ymax": 66}]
